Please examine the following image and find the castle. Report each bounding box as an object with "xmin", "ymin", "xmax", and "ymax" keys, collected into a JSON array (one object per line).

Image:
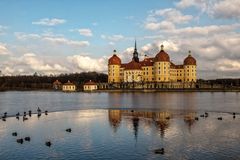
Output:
[{"xmin": 108, "ymin": 41, "xmax": 197, "ymax": 84}]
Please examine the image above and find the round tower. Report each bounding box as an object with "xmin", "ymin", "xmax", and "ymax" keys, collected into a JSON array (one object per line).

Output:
[
  {"xmin": 184, "ymin": 51, "xmax": 197, "ymax": 82},
  {"xmin": 154, "ymin": 45, "xmax": 171, "ymax": 82},
  {"xmin": 108, "ymin": 50, "xmax": 121, "ymax": 83}
]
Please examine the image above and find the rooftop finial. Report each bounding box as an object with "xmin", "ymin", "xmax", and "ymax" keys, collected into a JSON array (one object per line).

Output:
[
  {"xmin": 188, "ymin": 50, "xmax": 191, "ymax": 56},
  {"xmin": 134, "ymin": 39, "xmax": 137, "ymax": 51},
  {"xmin": 161, "ymin": 44, "xmax": 164, "ymax": 51}
]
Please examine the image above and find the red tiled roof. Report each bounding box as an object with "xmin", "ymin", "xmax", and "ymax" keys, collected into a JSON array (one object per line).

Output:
[
  {"xmin": 63, "ymin": 80, "xmax": 75, "ymax": 85},
  {"xmin": 108, "ymin": 54, "xmax": 121, "ymax": 65},
  {"xmin": 120, "ymin": 63, "xmax": 127, "ymax": 68},
  {"xmin": 140, "ymin": 58, "xmax": 154, "ymax": 66},
  {"xmin": 84, "ymin": 80, "xmax": 97, "ymax": 85},
  {"xmin": 53, "ymin": 80, "xmax": 62, "ymax": 85},
  {"xmin": 184, "ymin": 54, "xmax": 196, "ymax": 65},
  {"xmin": 154, "ymin": 50, "xmax": 170, "ymax": 62},
  {"xmin": 170, "ymin": 62, "xmax": 184, "ymax": 69},
  {"xmin": 125, "ymin": 60, "xmax": 142, "ymax": 70}
]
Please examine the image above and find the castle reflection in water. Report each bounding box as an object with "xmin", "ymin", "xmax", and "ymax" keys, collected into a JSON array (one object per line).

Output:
[{"xmin": 108, "ymin": 109, "xmax": 197, "ymax": 138}]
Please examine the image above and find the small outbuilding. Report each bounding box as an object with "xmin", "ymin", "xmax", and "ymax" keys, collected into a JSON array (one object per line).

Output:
[
  {"xmin": 62, "ymin": 80, "xmax": 76, "ymax": 92},
  {"xmin": 83, "ymin": 80, "xmax": 98, "ymax": 91},
  {"xmin": 53, "ymin": 80, "xmax": 62, "ymax": 90}
]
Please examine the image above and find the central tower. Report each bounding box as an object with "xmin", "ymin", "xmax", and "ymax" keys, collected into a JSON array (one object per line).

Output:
[{"xmin": 132, "ymin": 40, "xmax": 139, "ymax": 62}]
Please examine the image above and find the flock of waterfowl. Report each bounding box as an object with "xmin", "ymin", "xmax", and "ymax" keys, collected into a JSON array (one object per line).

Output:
[
  {"xmin": 1, "ymin": 108, "xmax": 238, "ymax": 155},
  {"xmin": 195, "ymin": 111, "xmax": 236, "ymax": 121},
  {"xmin": 1, "ymin": 107, "xmax": 72, "ymax": 147},
  {"xmin": 154, "ymin": 111, "xmax": 237, "ymax": 155}
]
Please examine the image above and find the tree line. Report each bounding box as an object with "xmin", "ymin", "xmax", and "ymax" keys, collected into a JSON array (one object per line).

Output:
[{"xmin": 0, "ymin": 72, "xmax": 108, "ymax": 91}]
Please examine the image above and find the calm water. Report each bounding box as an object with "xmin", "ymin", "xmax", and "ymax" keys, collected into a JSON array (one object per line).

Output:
[
  {"xmin": 0, "ymin": 91, "xmax": 239, "ymax": 115},
  {"xmin": 0, "ymin": 91, "xmax": 240, "ymax": 159}
]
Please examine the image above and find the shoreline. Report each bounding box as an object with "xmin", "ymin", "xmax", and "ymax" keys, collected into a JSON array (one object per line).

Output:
[{"xmin": 0, "ymin": 88, "xmax": 240, "ymax": 92}]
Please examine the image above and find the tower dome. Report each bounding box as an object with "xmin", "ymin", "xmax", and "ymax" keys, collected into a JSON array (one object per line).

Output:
[
  {"xmin": 108, "ymin": 50, "xmax": 121, "ymax": 65},
  {"xmin": 154, "ymin": 45, "xmax": 170, "ymax": 62},
  {"xmin": 184, "ymin": 51, "xmax": 196, "ymax": 65}
]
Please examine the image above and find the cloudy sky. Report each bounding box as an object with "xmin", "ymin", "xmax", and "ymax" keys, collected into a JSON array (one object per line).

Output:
[{"xmin": 0, "ymin": 0, "xmax": 239, "ymax": 79}]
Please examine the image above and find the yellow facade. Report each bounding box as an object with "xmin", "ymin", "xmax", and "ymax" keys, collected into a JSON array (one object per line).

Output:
[
  {"xmin": 108, "ymin": 45, "xmax": 197, "ymax": 83},
  {"xmin": 83, "ymin": 85, "xmax": 97, "ymax": 91},
  {"xmin": 123, "ymin": 69, "xmax": 143, "ymax": 82},
  {"xmin": 184, "ymin": 65, "xmax": 197, "ymax": 82},
  {"xmin": 108, "ymin": 64, "xmax": 121, "ymax": 83},
  {"xmin": 62, "ymin": 84, "xmax": 76, "ymax": 92},
  {"xmin": 142, "ymin": 66, "xmax": 154, "ymax": 82},
  {"xmin": 154, "ymin": 62, "xmax": 171, "ymax": 82}
]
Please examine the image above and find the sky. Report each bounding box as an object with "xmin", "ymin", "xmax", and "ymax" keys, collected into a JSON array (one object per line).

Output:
[{"xmin": 0, "ymin": 0, "xmax": 239, "ymax": 79}]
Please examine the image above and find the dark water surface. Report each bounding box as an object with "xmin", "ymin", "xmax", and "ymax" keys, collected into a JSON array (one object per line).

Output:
[
  {"xmin": 0, "ymin": 91, "xmax": 240, "ymax": 159},
  {"xmin": 0, "ymin": 91, "xmax": 239, "ymax": 114}
]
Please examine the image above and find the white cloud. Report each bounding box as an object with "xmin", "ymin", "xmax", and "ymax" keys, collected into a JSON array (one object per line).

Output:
[
  {"xmin": 153, "ymin": 8, "xmax": 193, "ymax": 24},
  {"xmin": 212, "ymin": 0, "xmax": 240, "ymax": 19},
  {"xmin": 78, "ymin": 28, "xmax": 93, "ymax": 37},
  {"xmin": 165, "ymin": 24, "xmax": 240, "ymax": 37},
  {"xmin": 176, "ymin": 0, "xmax": 240, "ymax": 19},
  {"xmin": 0, "ymin": 43, "xmax": 10, "ymax": 55},
  {"xmin": 67, "ymin": 54, "xmax": 107, "ymax": 72},
  {"xmin": 1, "ymin": 53, "xmax": 69, "ymax": 75},
  {"xmin": 43, "ymin": 37, "xmax": 89, "ymax": 47},
  {"xmin": 101, "ymin": 34, "xmax": 124, "ymax": 41},
  {"xmin": 0, "ymin": 25, "xmax": 7, "ymax": 35},
  {"xmin": 15, "ymin": 32, "xmax": 41, "ymax": 40},
  {"xmin": 145, "ymin": 21, "xmax": 175, "ymax": 30},
  {"xmin": 15, "ymin": 32, "xmax": 89, "ymax": 47},
  {"xmin": 145, "ymin": 8, "xmax": 193, "ymax": 31},
  {"xmin": 109, "ymin": 42, "xmax": 115, "ymax": 45},
  {"xmin": 217, "ymin": 58, "xmax": 240, "ymax": 71},
  {"xmin": 32, "ymin": 18, "xmax": 66, "ymax": 26}
]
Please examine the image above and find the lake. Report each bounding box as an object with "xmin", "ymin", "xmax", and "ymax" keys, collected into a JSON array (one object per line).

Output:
[{"xmin": 0, "ymin": 91, "xmax": 240, "ymax": 159}]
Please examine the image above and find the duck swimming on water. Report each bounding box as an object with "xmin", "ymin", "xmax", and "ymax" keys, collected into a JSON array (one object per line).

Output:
[
  {"xmin": 45, "ymin": 141, "xmax": 52, "ymax": 147},
  {"xmin": 17, "ymin": 138, "xmax": 24, "ymax": 144},
  {"xmin": 24, "ymin": 137, "xmax": 31, "ymax": 141},
  {"xmin": 12, "ymin": 132, "xmax": 17, "ymax": 136},
  {"xmin": 154, "ymin": 148, "xmax": 164, "ymax": 154},
  {"xmin": 37, "ymin": 107, "xmax": 41, "ymax": 113}
]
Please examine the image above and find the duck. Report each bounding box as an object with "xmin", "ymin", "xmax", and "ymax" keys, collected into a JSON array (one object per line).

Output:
[
  {"xmin": 24, "ymin": 137, "xmax": 31, "ymax": 141},
  {"xmin": 12, "ymin": 132, "xmax": 17, "ymax": 136},
  {"xmin": 217, "ymin": 117, "xmax": 223, "ymax": 120},
  {"xmin": 233, "ymin": 112, "xmax": 236, "ymax": 116},
  {"xmin": 37, "ymin": 107, "xmax": 41, "ymax": 113},
  {"xmin": 2, "ymin": 117, "xmax": 6, "ymax": 121},
  {"xmin": 17, "ymin": 138, "xmax": 24, "ymax": 144},
  {"xmin": 45, "ymin": 141, "xmax": 52, "ymax": 147},
  {"xmin": 23, "ymin": 116, "xmax": 28, "ymax": 121},
  {"xmin": 205, "ymin": 112, "xmax": 209, "ymax": 117},
  {"xmin": 28, "ymin": 110, "xmax": 32, "ymax": 116},
  {"xmin": 45, "ymin": 110, "xmax": 48, "ymax": 115},
  {"xmin": 154, "ymin": 148, "xmax": 164, "ymax": 154},
  {"xmin": 233, "ymin": 115, "xmax": 236, "ymax": 119},
  {"xmin": 66, "ymin": 128, "xmax": 72, "ymax": 132}
]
